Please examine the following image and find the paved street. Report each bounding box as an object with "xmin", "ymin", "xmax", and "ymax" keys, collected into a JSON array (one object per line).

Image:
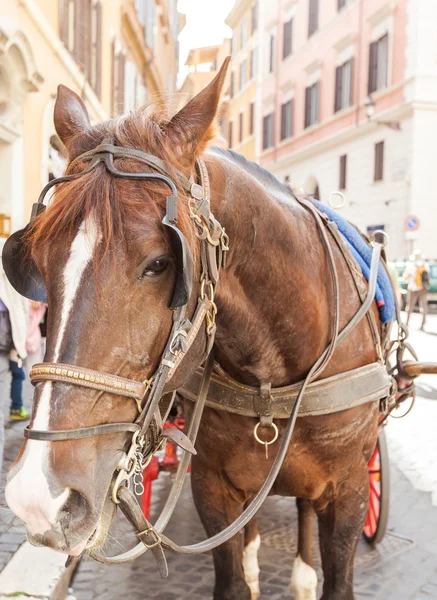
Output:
[{"xmin": 1, "ymin": 312, "xmax": 437, "ymax": 599}]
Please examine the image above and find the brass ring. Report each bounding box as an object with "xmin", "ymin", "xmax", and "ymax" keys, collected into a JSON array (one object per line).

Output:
[
  {"xmin": 253, "ymin": 422, "xmax": 279, "ymax": 446},
  {"xmin": 328, "ymin": 191, "xmax": 345, "ymax": 209}
]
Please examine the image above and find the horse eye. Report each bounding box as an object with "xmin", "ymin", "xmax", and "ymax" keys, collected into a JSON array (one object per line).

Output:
[{"xmin": 140, "ymin": 257, "xmax": 169, "ymax": 279}]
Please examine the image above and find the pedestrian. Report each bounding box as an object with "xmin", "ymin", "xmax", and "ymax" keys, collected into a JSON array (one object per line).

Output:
[
  {"xmin": 0, "ymin": 238, "xmax": 28, "ymax": 477},
  {"xmin": 403, "ymin": 249, "xmax": 430, "ymax": 331},
  {"xmin": 9, "ymin": 301, "xmax": 46, "ymax": 421}
]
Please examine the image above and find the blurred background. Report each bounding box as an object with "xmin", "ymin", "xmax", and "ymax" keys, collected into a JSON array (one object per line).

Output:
[{"xmin": 1, "ymin": 0, "xmax": 436, "ymax": 263}]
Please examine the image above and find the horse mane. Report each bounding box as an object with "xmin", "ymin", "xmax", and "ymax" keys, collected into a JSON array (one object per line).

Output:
[{"xmin": 28, "ymin": 105, "xmax": 197, "ymax": 274}]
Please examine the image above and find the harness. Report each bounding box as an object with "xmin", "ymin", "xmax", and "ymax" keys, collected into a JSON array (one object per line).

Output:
[{"xmin": 1, "ymin": 141, "xmax": 408, "ymax": 575}]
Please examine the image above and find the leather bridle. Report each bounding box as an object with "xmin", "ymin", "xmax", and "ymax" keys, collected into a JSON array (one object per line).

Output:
[{"xmin": 15, "ymin": 141, "xmax": 388, "ymax": 576}]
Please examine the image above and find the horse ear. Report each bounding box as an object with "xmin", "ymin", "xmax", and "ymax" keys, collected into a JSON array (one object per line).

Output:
[
  {"xmin": 54, "ymin": 84, "xmax": 91, "ymax": 146},
  {"xmin": 167, "ymin": 57, "xmax": 231, "ymax": 165}
]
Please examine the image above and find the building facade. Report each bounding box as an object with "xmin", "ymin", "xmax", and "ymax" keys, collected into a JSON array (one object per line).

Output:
[
  {"xmin": 225, "ymin": 0, "xmax": 259, "ymax": 160},
  {"xmin": 225, "ymin": 0, "xmax": 437, "ymax": 260},
  {"xmin": 0, "ymin": 0, "xmax": 182, "ymax": 231}
]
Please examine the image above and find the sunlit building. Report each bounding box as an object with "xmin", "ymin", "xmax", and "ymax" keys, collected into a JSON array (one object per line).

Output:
[
  {"xmin": 0, "ymin": 0, "xmax": 182, "ymax": 230},
  {"xmin": 225, "ymin": 0, "xmax": 259, "ymax": 161},
  {"xmin": 257, "ymin": 0, "xmax": 437, "ymax": 260}
]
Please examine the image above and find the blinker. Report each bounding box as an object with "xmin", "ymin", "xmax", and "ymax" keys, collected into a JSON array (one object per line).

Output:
[
  {"xmin": 2, "ymin": 203, "xmax": 48, "ymax": 303},
  {"xmin": 1, "ymin": 146, "xmax": 195, "ymax": 309}
]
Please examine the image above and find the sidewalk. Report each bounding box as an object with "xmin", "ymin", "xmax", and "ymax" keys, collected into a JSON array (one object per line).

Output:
[{"xmin": 1, "ymin": 315, "xmax": 437, "ymax": 599}]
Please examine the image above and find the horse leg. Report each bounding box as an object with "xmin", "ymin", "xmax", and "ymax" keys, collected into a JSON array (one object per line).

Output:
[
  {"xmin": 290, "ymin": 498, "xmax": 318, "ymax": 600},
  {"xmin": 243, "ymin": 517, "xmax": 261, "ymax": 599},
  {"xmin": 315, "ymin": 466, "xmax": 368, "ymax": 600},
  {"xmin": 191, "ymin": 463, "xmax": 251, "ymax": 600}
]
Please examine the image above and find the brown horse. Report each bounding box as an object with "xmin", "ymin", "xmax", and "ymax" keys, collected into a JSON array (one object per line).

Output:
[{"xmin": 6, "ymin": 60, "xmax": 382, "ymax": 600}]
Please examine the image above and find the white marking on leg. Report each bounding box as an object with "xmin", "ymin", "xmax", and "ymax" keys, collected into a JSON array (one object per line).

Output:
[
  {"xmin": 6, "ymin": 219, "xmax": 98, "ymax": 534},
  {"xmin": 290, "ymin": 555, "xmax": 317, "ymax": 600},
  {"xmin": 243, "ymin": 534, "xmax": 261, "ymax": 600}
]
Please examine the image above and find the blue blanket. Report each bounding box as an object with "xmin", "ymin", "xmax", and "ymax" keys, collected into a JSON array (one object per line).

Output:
[{"xmin": 312, "ymin": 200, "xmax": 395, "ymax": 323}]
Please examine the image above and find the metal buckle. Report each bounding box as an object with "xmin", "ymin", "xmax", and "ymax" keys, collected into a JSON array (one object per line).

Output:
[{"xmin": 137, "ymin": 527, "xmax": 162, "ymax": 549}]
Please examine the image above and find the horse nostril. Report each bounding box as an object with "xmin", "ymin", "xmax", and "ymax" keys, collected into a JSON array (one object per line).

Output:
[{"xmin": 58, "ymin": 489, "xmax": 90, "ymax": 531}]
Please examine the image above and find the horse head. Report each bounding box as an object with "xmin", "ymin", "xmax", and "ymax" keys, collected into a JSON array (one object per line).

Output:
[{"xmin": 5, "ymin": 58, "xmax": 230, "ymax": 556}]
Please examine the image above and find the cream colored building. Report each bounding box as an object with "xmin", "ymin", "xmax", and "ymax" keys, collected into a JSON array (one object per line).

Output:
[
  {"xmin": 0, "ymin": 0, "xmax": 182, "ymax": 230},
  {"xmin": 178, "ymin": 45, "xmax": 221, "ymax": 111},
  {"xmin": 225, "ymin": 0, "xmax": 259, "ymax": 161}
]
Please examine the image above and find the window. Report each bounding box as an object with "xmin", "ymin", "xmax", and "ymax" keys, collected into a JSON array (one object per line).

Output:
[
  {"xmin": 374, "ymin": 141, "xmax": 384, "ymax": 181},
  {"xmin": 334, "ymin": 58, "xmax": 354, "ymax": 112},
  {"xmin": 269, "ymin": 35, "xmax": 275, "ymax": 73},
  {"xmin": 241, "ymin": 18, "xmax": 248, "ymax": 50},
  {"xmin": 240, "ymin": 60, "xmax": 247, "ymax": 90},
  {"xmin": 249, "ymin": 102, "xmax": 255, "ymax": 135},
  {"xmin": 283, "ymin": 18, "xmax": 293, "ymax": 59},
  {"xmin": 251, "ymin": 2, "xmax": 258, "ymax": 35},
  {"xmin": 308, "ymin": 0, "xmax": 319, "ymax": 37},
  {"xmin": 339, "ymin": 154, "xmax": 347, "ymax": 189},
  {"xmin": 280, "ymin": 99, "xmax": 294, "ymax": 140},
  {"xmin": 111, "ymin": 42, "xmax": 125, "ymax": 115},
  {"xmin": 239, "ymin": 112, "xmax": 244, "ymax": 142},
  {"xmin": 228, "ymin": 121, "xmax": 234, "ymax": 148},
  {"xmin": 230, "ymin": 72, "xmax": 235, "ymax": 97},
  {"xmin": 304, "ymin": 82, "xmax": 320, "ymax": 128},
  {"xmin": 60, "ymin": 0, "xmax": 102, "ymax": 97},
  {"xmin": 338, "ymin": 0, "xmax": 346, "ymax": 9},
  {"xmin": 90, "ymin": 1, "xmax": 102, "ymax": 98},
  {"xmin": 231, "ymin": 30, "xmax": 236, "ymax": 56},
  {"xmin": 368, "ymin": 34, "xmax": 388, "ymax": 94},
  {"xmin": 250, "ymin": 47, "xmax": 258, "ymax": 79},
  {"xmin": 263, "ymin": 113, "xmax": 274, "ymax": 150}
]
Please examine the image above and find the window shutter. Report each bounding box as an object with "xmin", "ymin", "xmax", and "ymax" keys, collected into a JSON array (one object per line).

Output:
[
  {"xmin": 334, "ymin": 65, "xmax": 342, "ymax": 112},
  {"xmin": 239, "ymin": 112, "xmax": 244, "ymax": 142},
  {"xmin": 94, "ymin": 1, "xmax": 102, "ymax": 98},
  {"xmin": 308, "ymin": 0, "xmax": 319, "ymax": 36},
  {"xmin": 118, "ymin": 52, "xmax": 125, "ymax": 113},
  {"xmin": 368, "ymin": 41, "xmax": 377, "ymax": 94},
  {"xmin": 305, "ymin": 86, "xmax": 311, "ymax": 128},
  {"xmin": 111, "ymin": 39, "xmax": 117, "ymax": 116},
  {"xmin": 250, "ymin": 102, "xmax": 254, "ymax": 135},
  {"xmin": 269, "ymin": 35, "xmax": 274, "ymax": 73},
  {"xmin": 374, "ymin": 141, "xmax": 384, "ymax": 181},
  {"xmin": 283, "ymin": 19, "xmax": 292, "ymax": 59},
  {"xmin": 74, "ymin": 0, "xmax": 91, "ymax": 75},
  {"xmin": 228, "ymin": 121, "xmax": 233, "ymax": 148},
  {"xmin": 339, "ymin": 154, "xmax": 347, "ymax": 189},
  {"xmin": 60, "ymin": 0, "xmax": 69, "ymax": 46},
  {"xmin": 348, "ymin": 57, "xmax": 354, "ymax": 106},
  {"xmin": 315, "ymin": 82, "xmax": 320, "ymax": 123}
]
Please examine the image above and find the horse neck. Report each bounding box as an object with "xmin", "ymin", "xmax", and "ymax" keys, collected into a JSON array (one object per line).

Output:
[{"xmin": 207, "ymin": 155, "xmax": 331, "ymax": 388}]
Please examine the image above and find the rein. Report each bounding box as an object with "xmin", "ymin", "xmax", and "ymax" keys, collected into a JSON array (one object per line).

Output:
[{"xmin": 23, "ymin": 142, "xmax": 387, "ymax": 574}]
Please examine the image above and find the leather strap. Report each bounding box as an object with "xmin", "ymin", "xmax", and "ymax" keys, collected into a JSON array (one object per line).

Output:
[
  {"xmin": 24, "ymin": 422, "xmax": 140, "ymax": 441},
  {"xmin": 30, "ymin": 363, "xmax": 147, "ymax": 401},
  {"xmin": 180, "ymin": 362, "xmax": 391, "ymax": 418},
  {"xmin": 72, "ymin": 144, "xmax": 193, "ymax": 194},
  {"xmin": 117, "ymin": 486, "xmax": 169, "ymax": 578}
]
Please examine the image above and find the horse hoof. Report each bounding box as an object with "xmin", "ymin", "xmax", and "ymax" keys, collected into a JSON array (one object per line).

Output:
[{"xmin": 290, "ymin": 555, "xmax": 317, "ymax": 600}]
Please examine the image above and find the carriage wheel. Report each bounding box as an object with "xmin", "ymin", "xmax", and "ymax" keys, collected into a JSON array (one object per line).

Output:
[{"xmin": 363, "ymin": 427, "xmax": 390, "ymax": 545}]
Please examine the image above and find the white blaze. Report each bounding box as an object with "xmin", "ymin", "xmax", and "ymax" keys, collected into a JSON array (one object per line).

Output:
[
  {"xmin": 5, "ymin": 219, "xmax": 98, "ymax": 536},
  {"xmin": 290, "ymin": 554, "xmax": 318, "ymax": 600}
]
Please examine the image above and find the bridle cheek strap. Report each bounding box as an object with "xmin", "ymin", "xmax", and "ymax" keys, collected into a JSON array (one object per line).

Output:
[{"xmin": 27, "ymin": 297, "xmax": 214, "ymax": 442}]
